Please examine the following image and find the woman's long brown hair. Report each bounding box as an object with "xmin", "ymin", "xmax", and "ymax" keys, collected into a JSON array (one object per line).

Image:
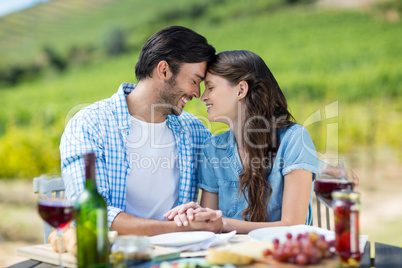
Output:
[{"xmin": 207, "ymin": 50, "xmax": 295, "ymax": 222}]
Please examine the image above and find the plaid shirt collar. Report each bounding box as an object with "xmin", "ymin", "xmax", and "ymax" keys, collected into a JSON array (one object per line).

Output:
[{"xmin": 113, "ymin": 83, "xmax": 185, "ymax": 132}]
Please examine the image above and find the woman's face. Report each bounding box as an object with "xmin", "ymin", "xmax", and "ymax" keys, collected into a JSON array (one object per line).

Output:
[{"xmin": 201, "ymin": 72, "xmax": 240, "ymax": 124}]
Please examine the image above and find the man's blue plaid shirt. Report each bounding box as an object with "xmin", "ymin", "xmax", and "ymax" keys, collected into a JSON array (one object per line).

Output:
[{"xmin": 60, "ymin": 83, "xmax": 211, "ymax": 227}]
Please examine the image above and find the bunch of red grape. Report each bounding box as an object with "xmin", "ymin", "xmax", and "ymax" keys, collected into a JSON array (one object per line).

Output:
[{"xmin": 262, "ymin": 232, "xmax": 335, "ymax": 265}]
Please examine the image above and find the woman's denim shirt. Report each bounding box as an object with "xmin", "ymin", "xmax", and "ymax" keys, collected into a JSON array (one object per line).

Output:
[{"xmin": 197, "ymin": 124, "xmax": 317, "ymax": 224}]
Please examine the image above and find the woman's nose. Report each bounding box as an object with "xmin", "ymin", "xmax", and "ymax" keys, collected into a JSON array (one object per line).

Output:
[{"xmin": 201, "ymin": 90, "xmax": 208, "ymax": 102}]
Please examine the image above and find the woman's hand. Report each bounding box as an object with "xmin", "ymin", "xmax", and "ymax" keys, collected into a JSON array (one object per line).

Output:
[
  {"xmin": 352, "ymin": 171, "xmax": 359, "ymax": 187},
  {"xmin": 192, "ymin": 208, "xmax": 223, "ymax": 233},
  {"xmin": 163, "ymin": 201, "xmax": 201, "ymax": 226},
  {"xmin": 173, "ymin": 207, "xmax": 222, "ymax": 227}
]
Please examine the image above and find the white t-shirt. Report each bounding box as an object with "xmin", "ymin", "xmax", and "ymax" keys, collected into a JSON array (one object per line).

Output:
[{"xmin": 125, "ymin": 116, "xmax": 180, "ymax": 220}]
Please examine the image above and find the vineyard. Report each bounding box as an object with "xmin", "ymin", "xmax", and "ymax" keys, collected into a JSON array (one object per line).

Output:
[{"xmin": 0, "ymin": 0, "xmax": 401, "ymax": 179}]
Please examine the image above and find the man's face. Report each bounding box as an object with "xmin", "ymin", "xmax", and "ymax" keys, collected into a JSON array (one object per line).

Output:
[{"xmin": 156, "ymin": 62, "xmax": 207, "ymax": 116}]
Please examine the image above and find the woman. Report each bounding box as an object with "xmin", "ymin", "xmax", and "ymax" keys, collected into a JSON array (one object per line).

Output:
[{"xmin": 164, "ymin": 50, "xmax": 317, "ymax": 233}]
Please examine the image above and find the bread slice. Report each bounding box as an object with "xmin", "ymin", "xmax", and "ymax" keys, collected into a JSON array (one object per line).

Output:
[{"xmin": 205, "ymin": 249, "xmax": 254, "ymax": 265}]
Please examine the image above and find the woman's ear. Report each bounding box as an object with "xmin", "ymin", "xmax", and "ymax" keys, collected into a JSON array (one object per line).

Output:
[
  {"xmin": 237, "ymin": 81, "xmax": 249, "ymax": 100},
  {"xmin": 156, "ymin": 60, "xmax": 172, "ymax": 81}
]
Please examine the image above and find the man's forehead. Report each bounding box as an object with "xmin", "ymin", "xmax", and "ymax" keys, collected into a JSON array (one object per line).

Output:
[
  {"xmin": 194, "ymin": 73, "xmax": 205, "ymax": 81},
  {"xmin": 179, "ymin": 62, "xmax": 207, "ymax": 78}
]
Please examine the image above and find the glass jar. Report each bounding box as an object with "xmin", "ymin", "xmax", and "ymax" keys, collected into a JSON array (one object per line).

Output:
[
  {"xmin": 332, "ymin": 190, "xmax": 361, "ymax": 267},
  {"xmin": 110, "ymin": 236, "xmax": 153, "ymax": 268}
]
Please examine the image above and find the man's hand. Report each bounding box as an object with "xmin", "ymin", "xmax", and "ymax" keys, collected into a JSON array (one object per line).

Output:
[{"xmin": 184, "ymin": 208, "xmax": 223, "ymax": 233}]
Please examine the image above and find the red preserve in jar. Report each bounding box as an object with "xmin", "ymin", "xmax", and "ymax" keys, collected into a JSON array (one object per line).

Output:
[{"xmin": 332, "ymin": 190, "xmax": 361, "ymax": 267}]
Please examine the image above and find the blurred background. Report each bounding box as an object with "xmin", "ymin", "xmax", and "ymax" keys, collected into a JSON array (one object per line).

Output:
[{"xmin": 0, "ymin": 0, "xmax": 401, "ymax": 266}]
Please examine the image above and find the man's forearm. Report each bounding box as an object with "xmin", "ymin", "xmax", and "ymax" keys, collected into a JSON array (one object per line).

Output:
[
  {"xmin": 111, "ymin": 211, "xmax": 223, "ymax": 236},
  {"xmin": 110, "ymin": 212, "xmax": 183, "ymax": 236}
]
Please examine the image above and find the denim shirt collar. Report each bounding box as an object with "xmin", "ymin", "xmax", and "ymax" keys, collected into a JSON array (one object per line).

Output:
[{"xmin": 213, "ymin": 129, "xmax": 236, "ymax": 149}]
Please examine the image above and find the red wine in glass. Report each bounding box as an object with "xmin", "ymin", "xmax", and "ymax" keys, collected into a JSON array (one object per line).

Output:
[
  {"xmin": 38, "ymin": 200, "xmax": 73, "ymax": 229},
  {"xmin": 36, "ymin": 175, "xmax": 73, "ymax": 268},
  {"xmin": 314, "ymin": 178, "xmax": 353, "ymax": 208}
]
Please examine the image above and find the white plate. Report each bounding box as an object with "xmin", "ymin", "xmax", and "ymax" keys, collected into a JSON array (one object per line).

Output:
[
  {"xmin": 149, "ymin": 231, "xmax": 215, "ymax": 247},
  {"xmin": 249, "ymin": 225, "xmax": 335, "ymax": 243}
]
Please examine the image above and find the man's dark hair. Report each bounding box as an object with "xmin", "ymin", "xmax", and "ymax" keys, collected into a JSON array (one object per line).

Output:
[{"xmin": 135, "ymin": 26, "xmax": 216, "ymax": 81}]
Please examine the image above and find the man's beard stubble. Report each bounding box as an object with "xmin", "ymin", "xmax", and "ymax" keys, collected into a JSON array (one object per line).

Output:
[{"xmin": 154, "ymin": 76, "xmax": 183, "ymax": 116}]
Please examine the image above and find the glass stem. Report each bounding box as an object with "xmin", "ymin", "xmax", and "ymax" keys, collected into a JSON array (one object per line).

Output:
[{"xmin": 57, "ymin": 228, "xmax": 63, "ymax": 268}]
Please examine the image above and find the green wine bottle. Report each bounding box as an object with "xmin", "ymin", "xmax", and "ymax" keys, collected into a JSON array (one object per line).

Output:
[{"xmin": 74, "ymin": 152, "xmax": 109, "ymax": 268}]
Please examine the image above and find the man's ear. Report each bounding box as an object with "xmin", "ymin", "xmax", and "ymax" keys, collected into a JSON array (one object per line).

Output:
[
  {"xmin": 156, "ymin": 60, "xmax": 172, "ymax": 81},
  {"xmin": 237, "ymin": 81, "xmax": 249, "ymax": 100}
]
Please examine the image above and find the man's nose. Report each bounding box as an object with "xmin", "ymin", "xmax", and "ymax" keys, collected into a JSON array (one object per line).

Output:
[{"xmin": 193, "ymin": 86, "xmax": 200, "ymax": 99}]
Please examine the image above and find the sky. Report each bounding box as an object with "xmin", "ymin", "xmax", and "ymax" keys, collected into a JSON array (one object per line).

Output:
[{"xmin": 0, "ymin": 0, "xmax": 49, "ymax": 17}]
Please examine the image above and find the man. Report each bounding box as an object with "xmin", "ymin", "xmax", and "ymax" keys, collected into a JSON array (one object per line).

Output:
[{"xmin": 60, "ymin": 26, "xmax": 222, "ymax": 235}]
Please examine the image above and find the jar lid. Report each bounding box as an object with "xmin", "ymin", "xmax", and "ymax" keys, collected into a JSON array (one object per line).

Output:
[
  {"xmin": 111, "ymin": 235, "xmax": 151, "ymax": 253},
  {"xmin": 332, "ymin": 190, "xmax": 360, "ymax": 200}
]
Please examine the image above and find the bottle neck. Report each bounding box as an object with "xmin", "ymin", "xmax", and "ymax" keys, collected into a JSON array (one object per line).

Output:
[
  {"xmin": 84, "ymin": 152, "xmax": 97, "ymax": 190},
  {"xmin": 85, "ymin": 176, "xmax": 97, "ymax": 190}
]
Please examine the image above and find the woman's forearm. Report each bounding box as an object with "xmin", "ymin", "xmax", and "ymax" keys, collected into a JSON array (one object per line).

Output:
[{"xmin": 222, "ymin": 218, "xmax": 305, "ymax": 234}]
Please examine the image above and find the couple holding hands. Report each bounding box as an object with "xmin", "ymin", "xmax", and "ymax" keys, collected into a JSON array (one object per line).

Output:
[{"xmin": 60, "ymin": 26, "xmax": 317, "ymax": 236}]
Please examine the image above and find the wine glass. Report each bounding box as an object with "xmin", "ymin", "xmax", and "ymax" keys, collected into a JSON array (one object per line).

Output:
[
  {"xmin": 314, "ymin": 157, "xmax": 355, "ymax": 209},
  {"xmin": 37, "ymin": 174, "xmax": 74, "ymax": 268}
]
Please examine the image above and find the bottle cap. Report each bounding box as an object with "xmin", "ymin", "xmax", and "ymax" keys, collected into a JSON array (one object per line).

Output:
[{"xmin": 332, "ymin": 190, "xmax": 360, "ymax": 201}]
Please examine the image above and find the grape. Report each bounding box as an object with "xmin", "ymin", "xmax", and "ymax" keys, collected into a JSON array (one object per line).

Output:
[
  {"xmin": 283, "ymin": 246, "xmax": 292, "ymax": 259},
  {"xmin": 292, "ymin": 246, "xmax": 301, "ymax": 256},
  {"xmin": 296, "ymin": 233, "xmax": 303, "ymax": 240},
  {"xmin": 262, "ymin": 232, "xmax": 334, "ymax": 265},
  {"xmin": 308, "ymin": 232, "xmax": 319, "ymax": 243},
  {"xmin": 308, "ymin": 255, "xmax": 319, "ymax": 265},
  {"xmin": 286, "ymin": 233, "xmax": 292, "ymax": 240},
  {"xmin": 287, "ymin": 256, "xmax": 296, "ymax": 264},
  {"xmin": 296, "ymin": 254, "xmax": 308, "ymax": 265},
  {"xmin": 316, "ymin": 239, "xmax": 328, "ymax": 251},
  {"xmin": 311, "ymin": 247, "xmax": 321, "ymax": 259},
  {"xmin": 262, "ymin": 248, "xmax": 271, "ymax": 257}
]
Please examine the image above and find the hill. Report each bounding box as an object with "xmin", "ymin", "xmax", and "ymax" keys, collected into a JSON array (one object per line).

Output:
[{"xmin": 0, "ymin": 0, "xmax": 401, "ymax": 178}]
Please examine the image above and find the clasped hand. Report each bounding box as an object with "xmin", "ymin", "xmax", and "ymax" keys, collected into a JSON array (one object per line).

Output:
[{"xmin": 164, "ymin": 201, "xmax": 223, "ymax": 233}]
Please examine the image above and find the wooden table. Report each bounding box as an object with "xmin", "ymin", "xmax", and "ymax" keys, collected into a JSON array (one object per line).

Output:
[{"xmin": 9, "ymin": 241, "xmax": 402, "ymax": 268}]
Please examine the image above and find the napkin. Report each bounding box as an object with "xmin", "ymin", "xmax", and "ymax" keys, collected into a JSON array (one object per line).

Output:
[{"xmin": 168, "ymin": 231, "xmax": 237, "ymax": 252}]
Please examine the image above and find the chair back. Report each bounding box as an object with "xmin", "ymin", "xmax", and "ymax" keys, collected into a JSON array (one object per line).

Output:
[
  {"xmin": 33, "ymin": 175, "xmax": 66, "ymax": 243},
  {"xmin": 311, "ymin": 192, "xmax": 332, "ymax": 230}
]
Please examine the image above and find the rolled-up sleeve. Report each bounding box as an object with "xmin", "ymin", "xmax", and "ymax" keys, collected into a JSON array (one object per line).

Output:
[{"xmin": 281, "ymin": 125, "xmax": 317, "ymax": 177}]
